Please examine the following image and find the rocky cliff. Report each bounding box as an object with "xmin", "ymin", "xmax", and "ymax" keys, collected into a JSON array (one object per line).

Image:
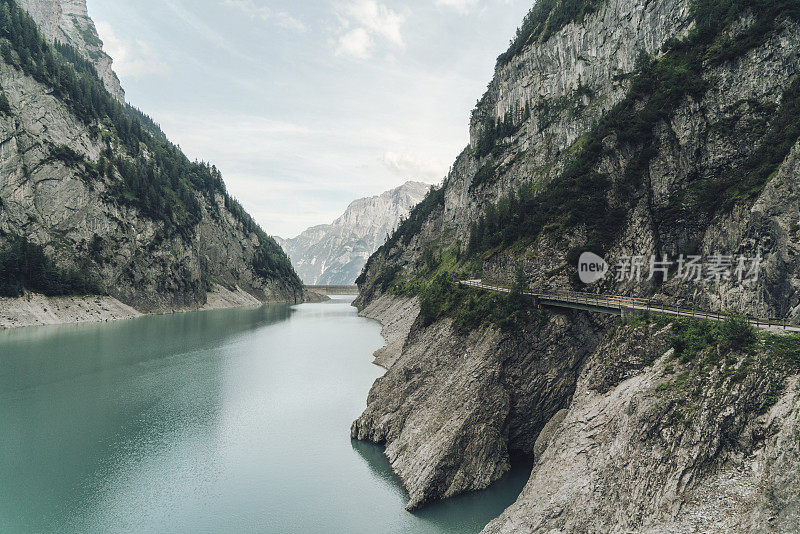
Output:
[
  {"xmin": 277, "ymin": 181, "xmax": 429, "ymax": 285},
  {"xmin": 0, "ymin": 0, "xmax": 303, "ymax": 323},
  {"xmin": 352, "ymin": 0, "xmax": 800, "ymax": 531},
  {"xmin": 16, "ymin": 0, "xmax": 123, "ymax": 100}
]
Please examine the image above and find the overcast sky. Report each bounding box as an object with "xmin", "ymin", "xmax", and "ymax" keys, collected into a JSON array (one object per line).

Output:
[{"xmin": 87, "ymin": 0, "xmax": 532, "ymax": 238}]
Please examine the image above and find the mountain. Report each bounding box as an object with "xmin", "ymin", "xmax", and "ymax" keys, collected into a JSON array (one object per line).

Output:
[
  {"xmin": 0, "ymin": 0, "xmax": 304, "ymax": 326},
  {"xmin": 277, "ymin": 181, "xmax": 430, "ymax": 285},
  {"xmin": 351, "ymin": 0, "xmax": 800, "ymax": 531}
]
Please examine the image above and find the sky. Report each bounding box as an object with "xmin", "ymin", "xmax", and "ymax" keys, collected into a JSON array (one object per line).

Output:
[{"xmin": 86, "ymin": 0, "xmax": 533, "ymax": 238}]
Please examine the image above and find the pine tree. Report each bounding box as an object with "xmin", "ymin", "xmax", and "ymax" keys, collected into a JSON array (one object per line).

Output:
[{"xmin": 0, "ymin": 91, "xmax": 10, "ymax": 113}]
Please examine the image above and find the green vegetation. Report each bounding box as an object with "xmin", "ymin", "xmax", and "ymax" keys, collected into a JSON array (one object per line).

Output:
[
  {"xmin": 470, "ymin": 159, "xmax": 497, "ymax": 190},
  {"xmin": 496, "ymin": 0, "xmax": 604, "ymax": 68},
  {"xmin": 625, "ymin": 314, "xmax": 800, "ymax": 424},
  {"xmin": 764, "ymin": 333, "xmax": 800, "ymax": 367},
  {"xmin": 467, "ymin": 45, "xmax": 705, "ymax": 258},
  {"xmin": 694, "ymin": 0, "xmax": 800, "ymax": 66},
  {"xmin": 418, "ymin": 272, "xmax": 543, "ymax": 333},
  {"xmin": 0, "ymin": 235, "xmax": 104, "ymax": 297},
  {"xmin": 535, "ymin": 81, "xmax": 594, "ymax": 133},
  {"xmin": 637, "ymin": 314, "xmax": 799, "ymax": 399},
  {"xmin": 252, "ymin": 238, "xmax": 301, "ymax": 286},
  {"xmin": 668, "ymin": 77, "xmax": 800, "ymax": 219},
  {"xmin": 357, "ymin": 186, "xmax": 443, "ymax": 286},
  {"xmin": 0, "ymin": 0, "xmax": 298, "ymax": 285},
  {"xmin": 49, "ymin": 144, "xmax": 85, "ymax": 167},
  {"xmin": 366, "ymin": 242, "xmax": 543, "ymax": 333},
  {"xmin": 0, "ymin": 90, "xmax": 9, "ymax": 113},
  {"xmin": 108, "ymin": 153, "xmax": 206, "ymax": 231},
  {"xmin": 668, "ymin": 315, "xmax": 757, "ymax": 363},
  {"xmin": 411, "ymin": 252, "xmax": 542, "ymax": 332},
  {"xmin": 363, "ymin": 0, "xmax": 800, "ymax": 333}
]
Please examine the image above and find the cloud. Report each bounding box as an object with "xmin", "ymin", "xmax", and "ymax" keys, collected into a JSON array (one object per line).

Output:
[
  {"xmin": 224, "ymin": 0, "xmax": 307, "ymax": 32},
  {"xmin": 337, "ymin": 28, "xmax": 373, "ymax": 59},
  {"xmin": 95, "ymin": 21, "xmax": 169, "ymax": 78},
  {"xmin": 435, "ymin": 0, "xmax": 480, "ymax": 13},
  {"xmin": 381, "ymin": 151, "xmax": 446, "ymax": 182},
  {"xmin": 149, "ymin": 110, "xmax": 443, "ymax": 237},
  {"xmin": 335, "ymin": 0, "xmax": 405, "ymax": 58}
]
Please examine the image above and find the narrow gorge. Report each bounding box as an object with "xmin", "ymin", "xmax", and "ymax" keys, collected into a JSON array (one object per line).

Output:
[{"xmin": 3, "ymin": 0, "xmax": 800, "ymax": 531}]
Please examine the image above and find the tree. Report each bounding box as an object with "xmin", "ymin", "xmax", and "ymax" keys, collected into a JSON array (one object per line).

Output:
[
  {"xmin": 507, "ymin": 262, "xmax": 528, "ymax": 309},
  {"xmin": 0, "ymin": 91, "xmax": 9, "ymax": 113}
]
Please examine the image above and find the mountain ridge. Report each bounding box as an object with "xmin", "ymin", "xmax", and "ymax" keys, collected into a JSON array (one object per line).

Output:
[{"xmin": 16, "ymin": 0, "xmax": 124, "ymax": 100}]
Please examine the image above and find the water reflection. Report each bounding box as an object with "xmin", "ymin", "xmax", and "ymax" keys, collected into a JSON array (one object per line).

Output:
[
  {"xmin": 351, "ymin": 439, "xmax": 533, "ymax": 533},
  {"xmin": 0, "ymin": 304, "xmax": 292, "ymax": 393}
]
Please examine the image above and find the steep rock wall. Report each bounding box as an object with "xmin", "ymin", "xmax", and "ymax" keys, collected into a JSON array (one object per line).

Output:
[
  {"xmin": 278, "ymin": 181, "xmax": 429, "ymax": 285},
  {"xmin": 353, "ymin": 0, "xmax": 800, "ymax": 529}
]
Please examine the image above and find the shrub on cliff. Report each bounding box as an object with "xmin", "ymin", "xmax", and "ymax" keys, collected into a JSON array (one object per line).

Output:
[
  {"xmin": 496, "ymin": 0, "xmax": 603, "ymax": 68},
  {"xmin": 719, "ymin": 315, "xmax": 757, "ymax": 351},
  {"xmin": 469, "ymin": 0, "xmax": 800, "ymax": 261}
]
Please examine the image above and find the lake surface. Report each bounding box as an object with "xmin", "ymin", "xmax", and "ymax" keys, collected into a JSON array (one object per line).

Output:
[{"xmin": 0, "ymin": 296, "xmax": 531, "ymax": 533}]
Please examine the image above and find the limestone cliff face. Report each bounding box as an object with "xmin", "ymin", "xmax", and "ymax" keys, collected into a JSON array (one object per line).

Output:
[
  {"xmin": 483, "ymin": 318, "xmax": 800, "ymax": 533},
  {"xmin": 353, "ymin": 0, "xmax": 800, "ymax": 530},
  {"xmin": 277, "ymin": 181, "xmax": 429, "ymax": 285},
  {"xmin": 16, "ymin": 0, "xmax": 124, "ymax": 101},
  {"xmin": 0, "ymin": 0, "xmax": 303, "ymax": 316},
  {"xmin": 352, "ymin": 295, "xmax": 606, "ymax": 510}
]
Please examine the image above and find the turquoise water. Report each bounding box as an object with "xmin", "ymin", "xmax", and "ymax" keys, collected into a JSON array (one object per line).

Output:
[{"xmin": 0, "ymin": 296, "xmax": 530, "ymax": 533}]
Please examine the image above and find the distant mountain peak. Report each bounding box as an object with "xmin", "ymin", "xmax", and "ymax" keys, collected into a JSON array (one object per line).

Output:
[{"xmin": 278, "ymin": 181, "xmax": 431, "ymax": 285}]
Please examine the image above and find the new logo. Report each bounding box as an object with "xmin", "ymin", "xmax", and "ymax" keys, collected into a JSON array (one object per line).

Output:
[{"xmin": 578, "ymin": 252, "xmax": 609, "ymax": 284}]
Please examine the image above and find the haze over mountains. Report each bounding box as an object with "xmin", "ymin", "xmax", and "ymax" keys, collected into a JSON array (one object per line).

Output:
[{"xmin": 277, "ymin": 181, "xmax": 429, "ymax": 285}]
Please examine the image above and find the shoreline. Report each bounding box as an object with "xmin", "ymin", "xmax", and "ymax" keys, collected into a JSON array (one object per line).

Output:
[
  {"xmin": 356, "ymin": 294, "xmax": 420, "ymax": 370},
  {"xmin": 0, "ymin": 284, "xmax": 326, "ymax": 331}
]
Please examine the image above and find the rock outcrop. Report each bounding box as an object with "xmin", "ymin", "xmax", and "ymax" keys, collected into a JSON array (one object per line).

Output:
[
  {"xmin": 353, "ymin": 295, "xmax": 606, "ymax": 510},
  {"xmin": 277, "ymin": 181, "xmax": 429, "ymax": 285},
  {"xmin": 352, "ymin": 0, "xmax": 800, "ymax": 530},
  {"xmin": 484, "ymin": 321, "xmax": 800, "ymax": 533}
]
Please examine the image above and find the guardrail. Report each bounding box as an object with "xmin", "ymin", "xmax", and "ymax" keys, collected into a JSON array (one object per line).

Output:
[{"xmin": 458, "ymin": 280, "xmax": 800, "ymax": 332}]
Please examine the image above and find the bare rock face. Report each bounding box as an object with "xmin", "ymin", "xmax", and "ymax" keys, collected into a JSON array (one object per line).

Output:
[
  {"xmin": 352, "ymin": 295, "xmax": 606, "ymax": 510},
  {"xmin": 352, "ymin": 0, "xmax": 800, "ymax": 530},
  {"xmin": 277, "ymin": 181, "xmax": 429, "ymax": 285},
  {"xmin": 16, "ymin": 0, "xmax": 125, "ymax": 101},
  {"xmin": 483, "ymin": 324, "xmax": 800, "ymax": 533}
]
